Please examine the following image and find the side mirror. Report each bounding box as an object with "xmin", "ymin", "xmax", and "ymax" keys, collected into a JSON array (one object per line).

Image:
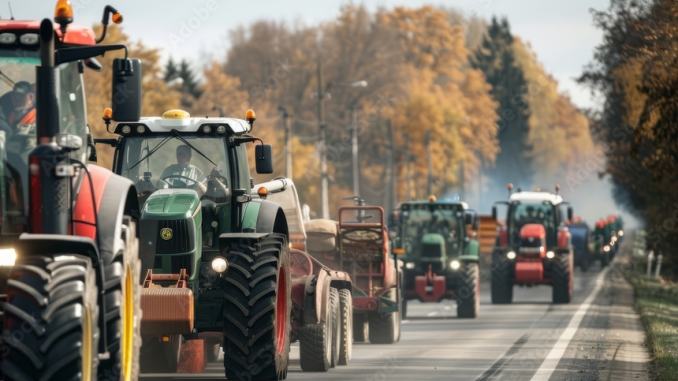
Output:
[
  {"xmin": 492, "ymin": 206, "xmax": 497, "ymax": 221},
  {"xmin": 473, "ymin": 217, "xmax": 480, "ymax": 231},
  {"xmin": 112, "ymin": 58, "xmax": 141, "ymax": 122},
  {"xmin": 567, "ymin": 207, "xmax": 573, "ymax": 222},
  {"xmin": 255, "ymin": 144, "xmax": 274, "ymax": 174}
]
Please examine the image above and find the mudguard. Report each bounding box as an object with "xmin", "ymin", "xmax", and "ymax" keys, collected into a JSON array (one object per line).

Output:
[
  {"xmin": 302, "ymin": 269, "xmax": 352, "ymax": 325},
  {"xmin": 463, "ymin": 239, "xmax": 480, "ymax": 259},
  {"xmin": 241, "ymin": 199, "xmax": 289, "ymax": 236},
  {"xmin": 73, "ymin": 165, "xmax": 140, "ymax": 270}
]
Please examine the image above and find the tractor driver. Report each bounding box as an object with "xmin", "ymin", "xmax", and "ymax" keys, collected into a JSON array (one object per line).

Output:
[{"xmin": 159, "ymin": 145, "xmax": 208, "ymax": 196}]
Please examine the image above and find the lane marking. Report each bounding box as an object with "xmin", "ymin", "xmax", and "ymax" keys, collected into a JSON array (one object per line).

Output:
[
  {"xmin": 427, "ymin": 311, "xmax": 438, "ymax": 316},
  {"xmin": 529, "ymin": 267, "xmax": 609, "ymax": 381}
]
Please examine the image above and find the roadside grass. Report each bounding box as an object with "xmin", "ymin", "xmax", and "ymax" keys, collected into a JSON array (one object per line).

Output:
[{"xmin": 628, "ymin": 274, "xmax": 678, "ymax": 381}]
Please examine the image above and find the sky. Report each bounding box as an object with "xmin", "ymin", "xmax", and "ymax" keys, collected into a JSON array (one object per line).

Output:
[{"xmin": 17, "ymin": 0, "xmax": 610, "ymax": 110}]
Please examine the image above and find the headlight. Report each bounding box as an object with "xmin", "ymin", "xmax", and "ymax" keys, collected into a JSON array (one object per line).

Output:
[
  {"xmin": 618, "ymin": 230, "xmax": 624, "ymax": 237},
  {"xmin": 611, "ymin": 236, "xmax": 617, "ymax": 242},
  {"xmin": 604, "ymin": 245, "xmax": 610, "ymax": 252},
  {"xmin": 405, "ymin": 262, "xmax": 415, "ymax": 270},
  {"xmin": 0, "ymin": 248, "xmax": 16, "ymax": 266},
  {"xmin": 211, "ymin": 257, "xmax": 228, "ymax": 273},
  {"xmin": 450, "ymin": 260, "xmax": 460, "ymax": 270},
  {"xmin": 546, "ymin": 251, "xmax": 555, "ymax": 259},
  {"xmin": 507, "ymin": 251, "xmax": 516, "ymax": 260}
]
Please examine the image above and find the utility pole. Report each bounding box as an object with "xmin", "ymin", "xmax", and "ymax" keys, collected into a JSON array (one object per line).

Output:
[
  {"xmin": 403, "ymin": 133, "xmax": 411, "ymax": 201},
  {"xmin": 279, "ymin": 106, "xmax": 292, "ymax": 179},
  {"xmin": 350, "ymin": 104, "xmax": 359, "ymax": 197},
  {"xmin": 425, "ymin": 130, "xmax": 433, "ymax": 196},
  {"xmin": 316, "ymin": 59, "xmax": 329, "ymax": 219},
  {"xmin": 386, "ymin": 119, "xmax": 396, "ymax": 211},
  {"xmin": 459, "ymin": 158, "xmax": 465, "ymax": 200}
]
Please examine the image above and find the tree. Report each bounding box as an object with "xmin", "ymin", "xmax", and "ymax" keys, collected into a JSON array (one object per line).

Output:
[{"xmin": 473, "ymin": 17, "xmax": 532, "ymax": 189}]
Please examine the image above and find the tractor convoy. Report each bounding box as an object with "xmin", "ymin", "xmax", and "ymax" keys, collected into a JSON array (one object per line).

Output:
[{"xmin": 0, "ymin": 2, "xmax": 624, "ymax": 381}]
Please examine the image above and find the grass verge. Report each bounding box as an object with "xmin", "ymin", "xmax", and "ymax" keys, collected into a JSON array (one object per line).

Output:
[{"xmin": 628, "ymin": 274, "xmax": 678, "ymax": 381}]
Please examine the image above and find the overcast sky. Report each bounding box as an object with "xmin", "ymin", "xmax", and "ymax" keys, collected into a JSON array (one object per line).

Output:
[{"xmin": 18, "ymin": 0, "xmax": 610, "ymax": 110}]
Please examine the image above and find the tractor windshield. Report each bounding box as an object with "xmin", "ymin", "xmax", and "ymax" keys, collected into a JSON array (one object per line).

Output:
[
  {"xmin": 509, "ymin": 202, "xmax": 557, "ymax": 246},
  {"xmin": 401, "ymin": 204, "xmax": 464, "ymax": 255},
  {"xmin": 0, "ymin": 50, "xmax": 87, "ymax": 229},
  {"xmin": 118, "ymin": 135, "xmax": 230, "ymax": 206}
]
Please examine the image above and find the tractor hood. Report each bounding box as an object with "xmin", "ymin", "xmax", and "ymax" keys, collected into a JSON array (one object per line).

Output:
[
  {"xmin": 421, "ymin": 233, "xmax": 446, "ymax": 246},
  {"xmin": 142, "ymin": 189, "xmax": 201, "ymax": 220}
]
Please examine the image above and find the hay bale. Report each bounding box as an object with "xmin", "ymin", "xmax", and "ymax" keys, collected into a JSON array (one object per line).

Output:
[{"xmin": 305, "ymin": 219, "xmax": 338, "ymax": 252}]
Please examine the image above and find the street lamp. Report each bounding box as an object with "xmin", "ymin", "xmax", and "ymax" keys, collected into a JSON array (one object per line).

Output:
[{"xmin": 347, "ymin": 80, "xmax": 368, "ymax": 197}]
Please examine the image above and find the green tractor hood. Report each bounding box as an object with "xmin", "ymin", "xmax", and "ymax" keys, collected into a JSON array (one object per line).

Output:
[{"xmin": 142, "ymin": 189, "xmax": 202, "ymax": 221}]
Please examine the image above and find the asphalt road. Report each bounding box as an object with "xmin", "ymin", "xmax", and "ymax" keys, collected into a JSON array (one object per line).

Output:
[{"xmin": 141, "ymin": 239, "xmax": 651, "ymax": 381}]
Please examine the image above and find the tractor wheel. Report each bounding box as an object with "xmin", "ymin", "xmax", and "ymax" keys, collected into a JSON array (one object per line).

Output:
[
  {"xmin": 223, "ymin": 234, "xmax": 291, "ymax": 381},
  {"xmin": 552, "ymin": 253, "xmax": 573, "ymax": 304},
  {"xmin": 457, "ymin": 262, "xmax": 480, "ymax": 319},
  {"xmin": 205, "ymin": 340, "xmax": 221, "ymax": 363},
  {"xmin": 352, "ymin": 313, "xmax": 368, "ymax": 343},
  {"xmin": 299, "ymin": 285, "xmax": 333, "ymax": 372},
  {"xmin": 337, "ymin": 289, "xmax": 352, "ymax": 366},
  {"xmin": 3, "ymin": 255, "xmax": 99, "ymax": 381},
  {"xmin": 368, "ymin": 287, "xmax": 399, "ymax": 345},
  {"xmin": 99, "ymin": 217, "xmax": 142, "ymax": 381},
  {"xmin": 491, "ymin": 252, "xmax": 513, "ymax": 304},
  {"xmin": 601, "ymin": 251, "xmax": 610, "ymax": 268},
  {"xmin": 139, "ymin": 334, "xmax": 181, "ymax": 373},
  {"xmin": 329, "ymin": 288, "xmax": 341, "ymax": 368}
]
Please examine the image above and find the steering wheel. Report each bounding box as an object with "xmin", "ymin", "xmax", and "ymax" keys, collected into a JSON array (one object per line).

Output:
[{"xmin": 161, "ymin": 175, "xmax": 200, "ymax": 188}]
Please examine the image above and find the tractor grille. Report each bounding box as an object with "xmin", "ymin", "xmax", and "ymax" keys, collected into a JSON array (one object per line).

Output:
[
  {"xmin": 156, "ymin": 219, "xmax": 194, "ymax": 254},
  {"xmin": 421, "ymin": 243, "xmax": 444, "ymax": 259},
  {"xmin": 152, "ymin": 254, "xmax": 195, "ymax": 277}
]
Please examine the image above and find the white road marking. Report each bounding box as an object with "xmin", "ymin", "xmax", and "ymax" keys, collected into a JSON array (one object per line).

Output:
[
  {"xmin": 529, "ymin": 268, "xmax": 609, "ymax": 381},
  {"xmin": 427, "ymin": 311, "xmax": 438, "ymax": 316}
]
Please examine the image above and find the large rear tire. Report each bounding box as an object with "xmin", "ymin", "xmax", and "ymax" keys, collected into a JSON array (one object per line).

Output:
[
  {"xmin": 299, "ymin": 285, "xmax": 332, "ymax": 372},
  {"xmin": 223, "ymin": 234, "xmax": 291, "ymax": 381},
  {"xmin": 3, "ymin": 255, "xmax": 99, "ymax": 381},
  {"xmin": 457, "ymin": 262, "xmax": 480, "ymax": 318},
  {"xmin": 552, "ymin": 253, "xmax": 573, "ymax": 304},
  {"xmin": 337, "ymin": 289, "xmax": 352, "ymax": 366},
  {"xmin": 491, "ymin": 251, "xmax": 513, "ymax": 304},
  {"xmin": 99, "ymin": 217, "xmax": 142, "ymax": 381}
]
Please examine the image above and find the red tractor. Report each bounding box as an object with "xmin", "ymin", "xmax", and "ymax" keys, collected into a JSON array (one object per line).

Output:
[
  {"xmin": 491, "ymin": 185, "xmax": 574, "ymax": 304},
  {"xmin": 0, "ymin": 3, "xmax": 143, "ymax": 380}
]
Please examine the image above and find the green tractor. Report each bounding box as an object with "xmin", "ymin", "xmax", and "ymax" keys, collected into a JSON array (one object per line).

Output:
[
  {"xmin": 98, "ymin": 63, "xmax": 354, "ymax": 379},
  {"xmin": 391, "ymin": 197, "xmax": 480, "ymax": 318}
]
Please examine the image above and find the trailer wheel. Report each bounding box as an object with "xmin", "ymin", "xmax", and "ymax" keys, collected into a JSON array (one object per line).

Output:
[
  {"xmin": 337, "ymin": 289, "xmax": 352, "ymax": 365},
  {"xmin": 329, "ymin": 288, "xmax": 340, "ymax": 368},
  {"xmin": 491, "ymin": 252, "xmax": 513, "ymax": 304},
  {"xmin": 368, "ymin": 288, "xmax": 399, "ymax": 344},
  {"xmin": 223, "ymin": 234, "xmax": 291, "ymax": 380},
  {"xmin": 99, "ymin": 217, "xmax": 142, "ymax": 381},
  {"xmin": 299, "ymin": 287, "xmax": 332, "ymax": 372},
  {"xmin": 139, "ymin": 334, "xmax": 181, "ymax": 373},
  {"xmin": 3, "ymin": 255, "xmax": 99, "ymax": 381},
  {"xmin": 552, "ymin": 253, "xmax": 573, "ymax": 304},
  {"xmin": 352, "ymin": 313, "xmax": 368, "ymax": 343},
  {"xmin": 457, "ymin": 262, "xmax": 480, "ymax": 318},
  {"xmin": 601, "ymin": 251, "xmax": 610, "ymax": 267}
]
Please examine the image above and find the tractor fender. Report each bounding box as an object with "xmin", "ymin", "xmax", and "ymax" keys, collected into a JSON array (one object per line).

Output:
[
  {"xmin": 557, "ymin": 230, "xmax": 571, "ymax": 249},
  {"xmin": 302, "ymin": 268, "xmax": 352, "ymax": 325},
  {"xmin": 73, "ymin": 165, "xmax": 139, "ymax": 268},
  {"xmin": 242, "ymin": 199, "xmax": 289, "ymax": 236},
  {"xmin": 464, "ymin": 239, "xmax": 480, "ymax": 257},
  {"xmin": 497, "ymin": 229, "xmax": 508, "ymax": 247}
]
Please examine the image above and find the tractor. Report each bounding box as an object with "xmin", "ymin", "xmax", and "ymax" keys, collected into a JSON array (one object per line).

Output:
[
  {"xmin": 304, "ymin": 198, "xmax": 402, "ymax": 344},
  {"xmin": 0, "ymin": 2, "xmax": 143, "ymax": 381},
  {"xmin": 491, "ymin": 184, "xmax": 574, "ymax": 304},
  {"xmin": 391, "ymin": 196, "xmax": 480, "ymax": 319},
  {"xmin": 568, "ymin": 218, "xmax": 592, "ymax": 272},
  {"xmin": 101, "ymin": 67, "xmax": 353, "ymax": 378}
]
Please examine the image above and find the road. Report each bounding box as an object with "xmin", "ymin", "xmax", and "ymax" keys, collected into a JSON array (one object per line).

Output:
[{"xmin": 141, "ymin": 240, "xmax": 651, "ymax": 381}]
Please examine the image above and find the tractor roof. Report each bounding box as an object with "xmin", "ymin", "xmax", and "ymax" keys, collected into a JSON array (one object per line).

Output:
[
  {"xmin": 0, "ymin": 20, "xmax": 96, "ymax": 45},
  {"xmin": 111, "ymin": 117, "xmax": 251, "ymax": 136},
  {"xmin": 509, "ymin": 191, "xmax": 563, "ymax": 205}
]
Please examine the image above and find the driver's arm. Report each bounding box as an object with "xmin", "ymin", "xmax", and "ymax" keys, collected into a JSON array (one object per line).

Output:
[{"xmin": 192, "ymin": 167, "xmax": 208, "ymax": 198}]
